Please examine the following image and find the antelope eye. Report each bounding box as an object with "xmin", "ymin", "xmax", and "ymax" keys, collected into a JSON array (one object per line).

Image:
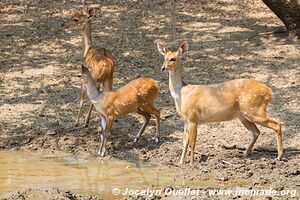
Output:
[{"xmin": 170, "ymin": 58, "xmax": 176, "ymax": 62}]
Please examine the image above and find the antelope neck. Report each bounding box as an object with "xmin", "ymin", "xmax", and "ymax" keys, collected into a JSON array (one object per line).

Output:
[
  {"xmin": 85, "ymin": 75, "xmax": 100, "ymax": 104},
  {"xmin": 82, "ymin": 20, "xmax": 92, "ymax": 58},
  {"xmin": 168, "ymin": 66, "xmax": 184, "ymax": 100}
]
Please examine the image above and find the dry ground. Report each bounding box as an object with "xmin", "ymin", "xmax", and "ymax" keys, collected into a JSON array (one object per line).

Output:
[{"xmin": 0, "ymin": 0, "xmax": 299, "ymax": 199}]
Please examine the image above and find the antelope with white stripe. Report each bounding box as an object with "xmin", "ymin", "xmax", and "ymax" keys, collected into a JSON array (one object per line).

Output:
[{"xmin": 80, "ymin": 65, "xmax": 160, "ymax": 156}]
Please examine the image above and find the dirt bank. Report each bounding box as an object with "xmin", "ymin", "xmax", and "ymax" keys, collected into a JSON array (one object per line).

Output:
[{"xmin": 2, "ymin": 188, "xmax": 102, "ymax": 200}]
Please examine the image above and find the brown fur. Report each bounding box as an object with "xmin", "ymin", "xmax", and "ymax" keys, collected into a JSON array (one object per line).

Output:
[
  {"xmin": 74, "ymin": 1, "xmax": 115, "ymax": 127},
  {"xmin": 157, "ymin": 41, "xmax": 283, "ymax": 165},
  {"xmin": 95, "ymin": 78, "xmax": 159, "ymax": 117},
  {"xmin": 81, "ymin": 65, "xmax": 160, "ymax": 156},
  {"xmin": 85, "ymin": 47, "xmax": 114, "ymax": 86}
]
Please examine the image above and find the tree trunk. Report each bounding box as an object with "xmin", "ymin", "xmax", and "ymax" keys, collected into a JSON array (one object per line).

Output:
[{"xmin": 262, "ymin": 0, "xmax": 300, "ymax": 39}]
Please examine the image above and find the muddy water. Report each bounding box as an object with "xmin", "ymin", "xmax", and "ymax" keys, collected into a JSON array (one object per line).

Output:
[{"xmin": 0, "ymin": 150, "xmax": 248, "ymax": 199}]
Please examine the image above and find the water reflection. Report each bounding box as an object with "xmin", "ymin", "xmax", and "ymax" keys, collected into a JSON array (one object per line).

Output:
[
  {"xmin": 0, "ymin": 150, "xmax": 249, "ymax": 199},
  {"xmin": 0, "ymin": 151, "xmax": 178, "ymax": 199}
]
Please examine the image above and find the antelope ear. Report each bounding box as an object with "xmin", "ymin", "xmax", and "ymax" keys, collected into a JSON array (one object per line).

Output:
[
  {"xmin": 81, "ymin": 64, "xmax": 90, "ymax": 75},
  {"xmin": 82, "ymin": 0, "xmax": 88, "ymax": 15},
  {"xmin": 85, "ymin": 8, "xmax": 97, "ymax": 21},
  {"xmin": 89, "ymin": 8, "xmax": 97, "ymax": 18},
  {"xmin": 178, "ymin": 41, "xmax": 188, "ymax": 60},
  {"xmin": 157, "ymin": 42, "xmax": 167, "ymax": 56}
]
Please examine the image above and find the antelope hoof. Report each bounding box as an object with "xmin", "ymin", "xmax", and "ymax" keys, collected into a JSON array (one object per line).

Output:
[
  {"xmin": 97, "ymin": 128, "xmax": 103, "ymax": 135},
  {"xmin": 134, "ymin": 137, "xmax": 139, "ymax": 143},
  {"xmin": 276, "ymin": 156, "xmax": 282, "ymax": 161},
  {"xmin": 153, "ymin": 137, "xmax": 159, "ymax": 144},
  {"xmin": 97, "ymin": 151, "xmax": 105, "ymax": 157}
]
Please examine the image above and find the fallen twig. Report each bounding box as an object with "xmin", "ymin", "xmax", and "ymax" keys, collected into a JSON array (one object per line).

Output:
[
  {"xmin": 221, "ymin": 145, "xmax": 300, "ymax": 154},
  {"xmin": 247, "ymin": 30, "xmax": 286, "ymax": 41},
  {"xmin": 255, "ymin": 147, "xmax": 300, "ymax": 153},
  {"xmin": 35, "ymin": 100, "xmax": 48, "ymax": 116},
  {"xmin": 162, "ymin": 113, "xmax": 175, "ymax": 119},
  {"xmin": 221, "ymin": 160, "xmax": 235, "ymax": 166}
]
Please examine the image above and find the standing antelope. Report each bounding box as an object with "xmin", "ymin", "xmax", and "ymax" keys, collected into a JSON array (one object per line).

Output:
[
  {"xmin": 74, "ymin": 0, "xmax": 115, "ymax": 127},
  {"xmin": 80, "ymin": 65, "xmax": 160, "ymax": 156},
  {"xmin": 157, "ymin": 41, "xmax": 283, "ymax": 165}
]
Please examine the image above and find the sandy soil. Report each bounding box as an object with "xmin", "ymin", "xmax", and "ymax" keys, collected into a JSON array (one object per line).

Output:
[
  {"xmin": 3, "ymin": 188, "xmax": 103, "ymax": 200},
  {"xmin": 0, "ymin": 0, "xmax": 299, "ymax": 199}
]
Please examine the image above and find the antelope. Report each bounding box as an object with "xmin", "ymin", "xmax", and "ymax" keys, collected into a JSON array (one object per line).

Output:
[
  {"xmin": 80, "ymin": 65, "xmax": 160, "ymax": 156},
  {"xmin": 157, "ymin": 41, "xmax": 283, "ymax": 165},
  {"xmin": 74, "ymin": 0, "xmax": 115, "ymax": 127}
]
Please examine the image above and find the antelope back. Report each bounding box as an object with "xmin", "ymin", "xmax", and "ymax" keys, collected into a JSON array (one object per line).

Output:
[
  {"xmin": 85, "ymin": 47, "xmax": 115, "ymax": 82},
  {"xmin": 130, "ymin": 78, "xmax": 159, "ymax": 106}
]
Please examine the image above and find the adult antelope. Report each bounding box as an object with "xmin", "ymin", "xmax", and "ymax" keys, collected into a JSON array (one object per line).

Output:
[
  {"xmin": 80, "ymin": 65, "xmax": 160, "ymax": 156},
  {"xmin": 73, "ymin": 0, "xmax": 115, "ymax": 127},
  {"xmin": 157, "ymin": 41, "xmax": 283, "ymax": 165}
]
